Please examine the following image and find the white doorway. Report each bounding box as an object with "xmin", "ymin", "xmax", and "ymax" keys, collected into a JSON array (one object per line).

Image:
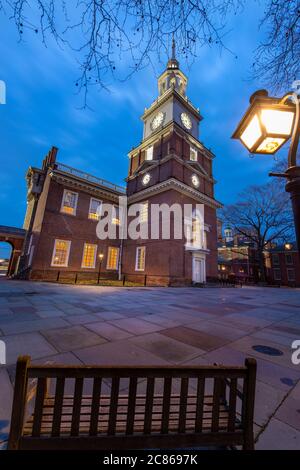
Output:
[{"xmin": 192, "ymin": 255, "xmax": 206, "ymax": 283}]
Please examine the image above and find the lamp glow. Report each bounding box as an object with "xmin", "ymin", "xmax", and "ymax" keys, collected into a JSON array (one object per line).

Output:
[
  {"xmin": 240, "ymin": 114, "xmax": 262, "ymax": 150},
  {"xmin": 232, "ymin": 90, "xmax": 296, "ymax": 155}
]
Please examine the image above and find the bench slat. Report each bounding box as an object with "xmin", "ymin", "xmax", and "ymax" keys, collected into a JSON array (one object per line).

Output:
[
  {"xmin": 71, "ymin": 378, "xmax": 83, "ymax": 436},
  {"xmin": 126, "ymin": 377, "xmax": 137, "ymax": 435},
  {"xmin": 89, "ymin": 377, "xmax": 102, "ymax": 436},
  {"xmin": 144, "ymin": 378, "xmax": 155, "ymax": 434},
  {"xmin": 108, "ymin": 377, "xmax": 120, "ymax": 436},
  {"xmin": 195, "ymin": 378, "xmax": 205, "ymax": 432},
  {"xmin": 212, "ymin": 378, "xmax": 222, "ymax": 432},
  {"xmin": 178, "ymin": 378, "xmax": 189, "ymax": 433},
  {"xmin": 51, "ymin": 377, "xmax": 65, "ymax": 437},
  {"xmin": 228, "ymin": 378, "xmax": 237, "ymax": 432},
  {"xmin": 161, "ymin": 377, "xmax": 172, "ymax": 434},
  {"xmin": 32, "ymin": 378, "xmax": 47, "ymax": 437}
]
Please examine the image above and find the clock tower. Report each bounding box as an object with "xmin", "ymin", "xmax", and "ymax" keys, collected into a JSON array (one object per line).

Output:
[{"xmin": 123, "ymin": 41, "xmax": 222, "ymax": 286}]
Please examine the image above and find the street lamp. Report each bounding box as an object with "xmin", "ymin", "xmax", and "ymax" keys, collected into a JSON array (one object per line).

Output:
[
  {"xmin": 285, "ymin": 243, "xmax": 292, "ymax": 250},
  {"xmin": 97, "ymin": 253, "xmax": 104, "ymax": 284},
  {"xmin": 232, "ymin": 89, "xmax": 300, "ymax": 257}
]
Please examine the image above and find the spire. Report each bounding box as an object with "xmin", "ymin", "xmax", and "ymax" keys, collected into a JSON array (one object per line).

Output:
[
  {"xmin": 167, "ymin": 35, "xmax": 179, "ymax": 70},
  {"xmin": 172, "ymin": 35, "xmax": 176, "ymax": 60}
]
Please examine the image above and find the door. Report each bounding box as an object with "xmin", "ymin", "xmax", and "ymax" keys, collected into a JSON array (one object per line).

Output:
[{"xmin": 192, "ymin": 256, "xmax": 206, "ymax": 283}]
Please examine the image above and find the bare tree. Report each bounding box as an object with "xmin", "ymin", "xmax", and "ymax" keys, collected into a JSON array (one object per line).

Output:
[
  {"xmin": 253, "ymin": 0, "xmax": 300, "ymax": 92},
  {"xmin": 0, "ymin": 1, "xmax": 299, "ymax": 100},
  {"xmin": 0, "ymin": 0, "xmax": 242, "ymax": 102},
  {"xmin": 221, "ymin": 179, "xmax": 294, "ymax": 281}
]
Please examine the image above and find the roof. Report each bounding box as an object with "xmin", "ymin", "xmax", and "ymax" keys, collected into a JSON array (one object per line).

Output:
[
  {"xmin": 54, "ymin": 162, "xmax": 126, "ymax": 195},
  {"xmin": 0, "ymin": 226, "xmax": 26, "ymax": 237}
]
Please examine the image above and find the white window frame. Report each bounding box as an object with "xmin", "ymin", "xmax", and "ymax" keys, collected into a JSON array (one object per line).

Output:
[
  {"xmin": 60, "ymin": 189, "xmax": 78, "ymax": 216},
  {"xmin": 145, "ymin": 146, "xmax": 153, "ymax": 161},
  {"xmin": 285, "ymin": 253, "xmax": 293, "ymax": 265},
  {"xmin": 106, "ymin": 246, "xmax": 119, "ymax": 270},
  {"xmin": 135, "ymin": 246, "xmax": 146, "ymax": 271},
  {"xmin": 287, "ymin": 268, "xmax": 295, "ymax": 281},
  {"xmin": 81, "ymin": 243, "xmax": 97, "ymax": 269},
  {"xmin": 273, "ymin": 268, "xmax": 281, "ymax": 281},
  {"xmin": 140, "ymin": 201, "xmax": 148, "ymax": 223},
  {"xmin": 88, "ymin": 197, "xmax": 102, "ymax": 220},
  {"xmin": 272, "ymin": 253, "xmax": 280, "ymax": 265},
  {"xmin": 190, "ymin": 146, "xmax": 197, "ymax": 162},
  {"xmin": 51, "ymin": 239, "xmax": 71, "ymax": 267}
]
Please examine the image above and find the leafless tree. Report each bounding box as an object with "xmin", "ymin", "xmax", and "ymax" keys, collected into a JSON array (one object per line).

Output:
[
  {"xmin": 221, "ymin": 179, "xmax": 294, "ymax": 281},
  {"xmin": 253, "ymin": 0, "xmax": 300, "ymax": 92},
  {"xmin": 0, "ymin": 1, "xmax": 299, "ymax": 101}
]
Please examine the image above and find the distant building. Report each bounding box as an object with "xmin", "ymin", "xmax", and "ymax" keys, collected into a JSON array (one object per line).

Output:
[
  {"xmin": 265, "ymin": 243, "xmax": 300, "ymax": 287},
  {"xmin": 218, "ymin": 239, "xmax": 259, "ymax": 283}
]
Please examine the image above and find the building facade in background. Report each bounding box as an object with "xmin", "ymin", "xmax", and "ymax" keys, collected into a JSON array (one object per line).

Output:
[
  {"xmin": 217, "ymin": 222, "xmax": 299, "ymax": 286},
  {"xmin": 265, "ymin": 243, "xmax": 300, "ymax": 287},
  {"xmin": 16, "ymin": 46, "xmax": 222, "ymax": 286}
]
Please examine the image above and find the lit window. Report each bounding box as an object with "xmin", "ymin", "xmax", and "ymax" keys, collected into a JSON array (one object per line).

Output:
[
  {"xmin": 107, "ymin": 247, "xmax": 119, "ymax": 270},
  {"xmin": 51, "ymin": 239, "xmax": 71, "ymax": 267},
  {"xmin": 285, "ymin": 254, "xmax": 293, "ymax": 265},
  {"xmin": 140, "ymin": 202, "xmax": 148, "ymax": 223},
  {"xmin": 145, "ymin": 146, "xmax": 153, "ymax": 161},
  {"xmin": 272, "ymin": 253, "xmax": 280, "ymax": 265},
  {"xmin": 81, "ymin": 243, "xmax": 97, "ymax": 268},
  {"xmin": 273, "ymin": 268, "xmax": 281, "ymax": 281},
  {"xmin": 89, "ymin": 198, "xmax": 102, "ymax": 220},
  {"xmin": 192, "ymin": 216, "xmax": 201, "ymax": 247},
  {"xmin": 61, "ymin": 190, "xmax": 78, "ymax": 215},
  {"xmin": 135, "ymin": 246, "xmax": 146, "ymax": 271},
  {"xmin": 287, "ymin": 268, "xmax": 295, "ymax": 281},
  {"xmin": 190, "ymin": 147, "xmax": 197, "ymax": 161},
  {"xmin": 112, "ymin": 205, "xmax": 120, "ymax": 225}
]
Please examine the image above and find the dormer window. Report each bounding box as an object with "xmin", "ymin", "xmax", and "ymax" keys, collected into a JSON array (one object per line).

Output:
[
  {"xmin": 190, "ymin": 147, "xmax": 197, "ymax": 162},
  {"xmin": 145, "ymin": 146, "xmax": 153, "ymax": 161}
]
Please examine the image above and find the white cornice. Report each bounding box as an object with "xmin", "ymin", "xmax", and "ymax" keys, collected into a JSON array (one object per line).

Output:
[
  {"xmin": 142, "ymin": 88, "xmax": 201, "ymax": 121},
  {"xmin": 128, "ymin": 121, "xmax": 215, "ymax": 162},
  {"xmin": 126, "ymin": 153, "xmax": 215, "ymax": 184},
  {"xmin": 128, "ymin": 178, "xmax": 223, "ymax": 209},
  {"xmin": 50, "ymin": 172, "xmax": 121, "ymax": 202}
]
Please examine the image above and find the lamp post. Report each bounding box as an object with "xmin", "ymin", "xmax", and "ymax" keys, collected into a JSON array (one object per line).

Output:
[
  {"xmin": 232, "ymin": 89, "xmax": 300, "ymax": 258},
  {"xmin": 97, "ymin": 253, "xmax": 104, "ymax": 284}
]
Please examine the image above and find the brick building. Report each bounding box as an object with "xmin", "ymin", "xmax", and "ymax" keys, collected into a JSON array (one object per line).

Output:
[
  {"xmin": 265, "ymin": 243, "xmax": 300, "ymax": 287},
  {"xmin": 17, "ymin": 44, "xmax": 222, "ymax": 286}
]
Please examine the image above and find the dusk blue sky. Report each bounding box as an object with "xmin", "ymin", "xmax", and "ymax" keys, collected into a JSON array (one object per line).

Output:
[{"xmin": 0, "ymin": 2, "xmax": 289, "ymax": 258}]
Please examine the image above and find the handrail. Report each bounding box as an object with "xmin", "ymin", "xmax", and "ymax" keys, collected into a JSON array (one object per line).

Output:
[{"xmin": 55, "ymin": 162, "xmax": 126, "ymax": 193}]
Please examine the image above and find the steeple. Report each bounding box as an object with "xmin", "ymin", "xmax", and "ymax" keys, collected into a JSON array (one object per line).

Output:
[
  {"xmin": 158, "ymin": 37, "xmax": 187, "ymax": 97},
  {"xmin": 167, "ymin": 37, "xmax": 179, "ymax": 70}
]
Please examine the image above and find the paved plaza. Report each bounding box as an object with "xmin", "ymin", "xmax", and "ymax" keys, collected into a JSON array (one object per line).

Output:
[{"xmin": 0, "ymin": 279, "xmax": 299, "ymax": 449}]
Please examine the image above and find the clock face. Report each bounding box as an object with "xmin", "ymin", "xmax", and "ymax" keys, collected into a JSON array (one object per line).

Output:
[
  {"xmin": 181, "ymin": 112, "xmax": 192, "ymax": 130},
  {"xmin": 191, "ymin": 174, "xmax": 200, "ymax": 188},
  {"xmin": 151, "ymin": 112, "xmax": 165, "ymax": 131},
  {"xmin": 142, "ymin": 173, "xmax": 151, "ymax": 185}
]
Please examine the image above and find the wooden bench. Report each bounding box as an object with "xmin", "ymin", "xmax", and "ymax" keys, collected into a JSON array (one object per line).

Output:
[{"xmin": 8, "ymin": 355, "xmax": 256, "ymax": 450}]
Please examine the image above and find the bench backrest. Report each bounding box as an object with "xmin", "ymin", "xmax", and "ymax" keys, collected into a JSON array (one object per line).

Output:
[{"xmin": 8, "ymin": 356, "xmax": 256, "ymax": 450}]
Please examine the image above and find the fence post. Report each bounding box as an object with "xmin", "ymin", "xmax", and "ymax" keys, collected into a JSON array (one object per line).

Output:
[
  {"xmin": 56, "ymin": 271, "xmax": 60, "ymax": 282},
  {"xmin": 144, "ymin": 275, "xmax": 147, "ymax": 286},
  {"xmin": 123, "ymin": 275, "xmax": 126, "ymax": 286},
  {"xmin": 74, "ymin": 273, "xmax": 78, "ymax": 284}
]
